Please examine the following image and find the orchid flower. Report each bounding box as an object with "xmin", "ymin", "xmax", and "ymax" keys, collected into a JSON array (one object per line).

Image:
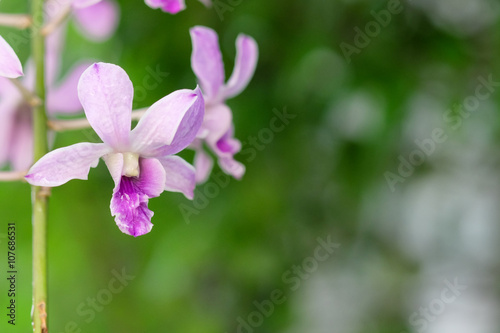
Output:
[
  {"xmin": 26, "ymin": 63, "xmax": 204, "ymax": 237},
  {"xmin": 0, "ymin": 35, "xmax": 23, "ymax": 79},
  {"xmin": 189, "ymin": 26, "xmax": 258, "ymax": 183},
  {"xmin": 145, "ymin": 0, "xmax": 211, "ymax": 14}
]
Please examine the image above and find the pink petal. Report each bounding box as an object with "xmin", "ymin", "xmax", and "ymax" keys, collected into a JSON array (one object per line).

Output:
[
  {"xmin": 45, "ymin": 27, "xmax": 65, "ymax": 87},
  {"xmin": 156, "ymin": 155, "xmax": 195, "ymax": 199},
  {"xmin": 131, "ymin": 87, "xmax": 204, "ymax": 156},
  {"xmin": 215, "ymin": 129, "xmax": 241, "ymax": 154},
  {"xmin": 145, "ymin": 0, "xmax": 186, "ymax": 13},
  {"xmin": 136, "ymin": 158, "xmax": 167, "ymax": 197},
  {"xmin": 73, "ymin": 0, "xmax": 119, "ymax": 41},
  {"xmin": 0, "ymin": 35, "xmax": 23, "ymax": 78},
  {"xmin": 8, "ymin": 105, "xmax": 33, "ymax": 171},
  {"xmin": 193, "ymin": 148, "xmax": 213, "ymax": 184},
  {"xmin": 103, "ymin": 152, "xmax": 124, "ymax": 191},
  {"xmin": 201, "ymin": 104, "xmax": 233, "ymax": 146},
  {"xmin": 190, "ymin": 26, "xmax": 225, "ymax": 101},
  {"xmin": 0, "ymin": 77, "xmax": 17, "ymax": 98},
  {"xmin": 21, "ymin": 60, "xmax": 35, "ymax": 91},
  {"xmin": 110, "ymin": 158, "xmax": 166, "ymax": 237},
  {"xmin": 72, "ymin": 0, "xmax": 102, "ymax": 9},
  {"xmin": 78, "ymin": 63, "xmax": 133, "ymax": 150},
  {"xmin": 209, "ymin": 127, "xmax": 245, "ymax": 180},
  {"xmin": 0, "ymin": 99, "xmax": 18, "ymax": 167},
  {"xmin": 47, "ymin": 63, "xmax": 90, "ymax": 114},
  {"xmin": 219, "ymin": 156, "xmax": 245, "ymax": 179},
  {"xmin": 222, "ymin": 34, "xmax": 258, "ymax": 99},
  {"xmin": 25, "ymin": 142, "xmax": 111, "ymax": 186}
]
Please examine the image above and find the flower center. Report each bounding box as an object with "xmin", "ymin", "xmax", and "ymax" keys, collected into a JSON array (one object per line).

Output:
[{"xmin": 122, "ymin": 152, "xmax": 140, "ymax": 177}]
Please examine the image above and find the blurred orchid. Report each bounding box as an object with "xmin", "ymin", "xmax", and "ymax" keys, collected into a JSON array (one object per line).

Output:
[
  {"xmin": 0, "ymin": 0, "xmax": 118, "ymax": 173},
  {"xmin": 0, "ymin": 31, "xmax": 90, "ymax": 171},
  {"xmin": 73, "ymin": 0, "xmax": 119, "ymax": 41},
  {"xmin": 26, "ymin": 63, "xmax": 204, "ymax": 237},
  {"xmin": 189, "ymin": 26, "xmax": 258, "ymax": 183},
  {"xmin": 145, "ymin": 0, "xmax": 211, "ymax": 14},
  {"xmin": 45, "ymin": 0, "xmax": 119, "ymax": 41},
  {"xmin": 0, "ymin": 35, "xmax": 23, "ymax": 79}
]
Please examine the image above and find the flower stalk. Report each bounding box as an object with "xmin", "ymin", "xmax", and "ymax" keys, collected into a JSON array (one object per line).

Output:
[
  {"xmin": 9, "ymin": 78, "xmax": 42, "ymax": 107},
  {"xmin": 0, "ymin": 170, "xmax": 28, "ymax": 182},
  {"xmin": 0, "ymin": 171, "xmax": 28, "ymax": 181},
  {"xmin": 31, "ymin": 0, "xmax": 49, "ymax": 331},
  {"xmin": 41, "ymin": 4, "xmax": 71, "ymax": 36},
  {"xmin": 0, "ymin": 13, "xmax": 32, "ymax": 29},
  {"xmin": 48, "ymin": 108, "xmax": 147, "ymax": 131}
]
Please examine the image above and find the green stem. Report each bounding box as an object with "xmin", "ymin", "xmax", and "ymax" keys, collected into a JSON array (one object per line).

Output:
[{"xmin": 31, "ymin": 0, "xmax": 49, "ymax": 331}]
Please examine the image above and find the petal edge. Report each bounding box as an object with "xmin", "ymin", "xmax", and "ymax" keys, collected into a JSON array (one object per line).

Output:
[{"xmin": 25, "ymin": 142, "xmax": 111, "ymax": 186}]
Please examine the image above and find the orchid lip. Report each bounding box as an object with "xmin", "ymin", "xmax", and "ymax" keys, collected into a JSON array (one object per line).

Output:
[{"xmin": 111, "ymin": 175, "xmax": 154, "ymax": 237}]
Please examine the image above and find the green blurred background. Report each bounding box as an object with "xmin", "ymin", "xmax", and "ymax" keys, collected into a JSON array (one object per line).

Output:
[{"xmin": 2, "ymin": 0, "xmax": 500, "ymax": 332}]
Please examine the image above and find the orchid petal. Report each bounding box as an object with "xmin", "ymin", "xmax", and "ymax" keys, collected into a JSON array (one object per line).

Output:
[
  {"xmin": 21, "ymin": 60, "xmax": 35, "ymax": 92},
  {"xmin": 223, "ymin": 34, "xmax": 258, "ymax": 99},
  {"xmin": 214, "ymin": 129, "xmax": 241, "ymax": 154},
  {"xmin": 47, "ymin": 63, "xmax": 89, "ymax": 114},
  {"xmin": 219, "ymin": 156, "xmax": 245, "ymax": 180},
  {"xmin": 145, "ymin": 0, "xmax": 186, "ymax": 13},
  {"xmin": 25, "ymin": 143, "xmax": 111, "ymax": 186},
  {"xmin": 136, "ymin": 158, "xmax": 167, "ymax": 197},
  {"xmin": 190, "ymin": 26, "xmax": 225, "ymax": 101},
  {"xmin": 78, "ymin": 63, "xmax": 133, "ymax": 150},
  {"xmin": 73, "ymin": 0, "xmax": 119, "ymax": 41},
  {"xmin": 0, "ymin": 99, "xmax": 18, "ymax": 167},
  {"xmin": 131, "ymin": 87, "xmax": 204, "ymax": 156},
  {"xmin": 103, "ymin": 152, "xmax": 124, "ymax": 191},
  {"xmin": 0, "ymin": 76, "xmax": 18, "ymax": 99},
  {"xmin": 0, "ymin": 35, "xmax": 23, "ymax": 78},
  {"xmin": 157, "ymin": 155, "xmax": 195, "ymax": 199},
  {"xmin": 194, "ymin": 148, "xmax": 213, "ymax": 184},
  {"xmin": 209, "ymin": 127, "xmax": 245, "ymax": 180},
  {"xmin": 8, "ymin": 106, "xmax": 33, "ymax": 171},
  {"xmin": 110, "ymin": 158, "xmax": 166, "ymax": 237},
  {"xmin": 201, "ymin": 104, "xmax": 233, "ymax": 146},
  {"xmin": 45, "ymin": 27, "xmax": 65, "ymax": 87}
]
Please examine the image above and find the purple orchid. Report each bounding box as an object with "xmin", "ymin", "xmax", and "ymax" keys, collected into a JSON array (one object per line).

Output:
[
  {"xmin": 25, "ymin": 63, "xmax": 204, "ymax": 237},
  {"xmin": 189, "ymin": 26, "xmax": 258, "ymax": 183},
  {"xmin": 145, "ymin": 0, "xmax": 211, "ymax": 14},
  {"xmin": 0, "ymin": 35, "xmax": 23, "ymax": 79}
]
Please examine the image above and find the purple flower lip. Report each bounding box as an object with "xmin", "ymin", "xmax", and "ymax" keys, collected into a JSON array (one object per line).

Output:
[
  {"xmin": 111, "ymin": 175, "xmax": 154, "ymax": 237},
  {"xmin": 216, "ymin": 137, "xmax": 234, "ymax": 153},
  {"xmin": 25, "ymin": 62, "xmax": 204, "ymax": 236}
]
